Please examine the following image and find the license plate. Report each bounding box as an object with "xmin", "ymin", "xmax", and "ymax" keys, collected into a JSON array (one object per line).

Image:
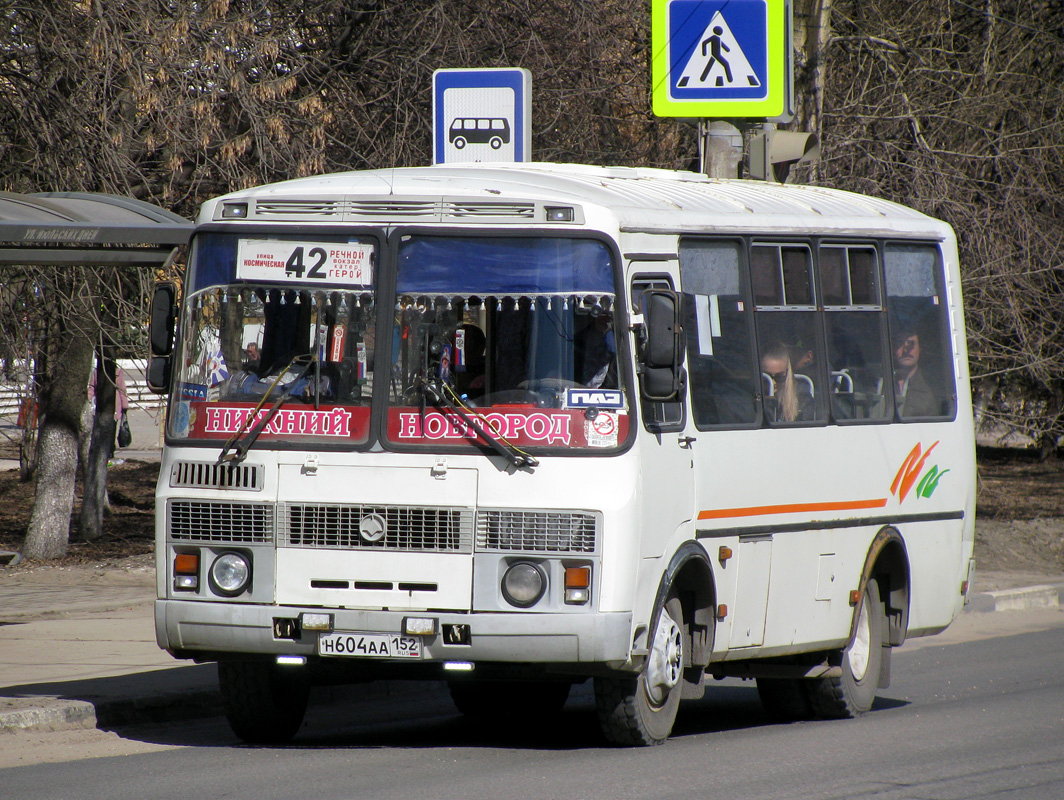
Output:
[{"xmin": 317, "ymin": 631, "xmax": 422, "ymax": 659}]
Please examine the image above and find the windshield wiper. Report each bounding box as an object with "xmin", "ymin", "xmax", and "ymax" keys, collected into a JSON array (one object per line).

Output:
[
  {"xmin": 418, "ymin": 379, "xmax": 539, "ymax": 470},
  {"xmin": 217, "ymin": 355, "xmax": 316, "ymax": 466}
]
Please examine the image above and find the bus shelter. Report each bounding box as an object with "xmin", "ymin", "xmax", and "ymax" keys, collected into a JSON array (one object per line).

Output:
[{"xmin": 0, "ymin": 191, "xmax": 192, "ymax": 469}]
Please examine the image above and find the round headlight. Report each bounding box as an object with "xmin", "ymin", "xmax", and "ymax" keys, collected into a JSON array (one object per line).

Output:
[
  {"xmin": 209, "ymin": 553, "xmax": 251, "ymax": 597},
  {"xmin": 501, "ymin": 562, "xmax": 546, "ymax": 608}
]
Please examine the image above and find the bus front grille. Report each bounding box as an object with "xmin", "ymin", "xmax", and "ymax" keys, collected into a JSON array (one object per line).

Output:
[
  {"xmin": 169, "ymin": 461, "xmax": 264, "ymax": 491},
  {"xmin": 168, "ymin": 500, "xmax": 274, "ymax": 544},
  {"xmin": 280, "ymin": 504, "xmax": 473, "ymax": 553},
  {"xmin": 476, "ymin": 510, "xmax": 599, "ymax": 554}
]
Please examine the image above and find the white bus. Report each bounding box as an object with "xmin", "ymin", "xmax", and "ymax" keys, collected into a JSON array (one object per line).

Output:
[{"xmin": 149, "ymin": 162, "xmax": 976, "ymax": 746}]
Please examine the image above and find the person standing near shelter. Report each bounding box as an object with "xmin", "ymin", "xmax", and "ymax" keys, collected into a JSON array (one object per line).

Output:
[{"xmin": 88, "ymin": 364, "xmax": 131, "ymax": 448}]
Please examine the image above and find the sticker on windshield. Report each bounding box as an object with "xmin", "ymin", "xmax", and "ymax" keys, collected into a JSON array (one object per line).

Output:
[
  {"xmin": 585, "ymin": 412, "xmax": 620, "ymax": 448},
  {"xmin": 236, "ymin": 240, "xmax": 374, "ymax": 286}
]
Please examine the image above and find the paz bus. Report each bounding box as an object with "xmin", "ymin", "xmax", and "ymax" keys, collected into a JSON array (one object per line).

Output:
[{"xmin": 148, "ymin": 162, "xmax": 975, "ymax": 746}]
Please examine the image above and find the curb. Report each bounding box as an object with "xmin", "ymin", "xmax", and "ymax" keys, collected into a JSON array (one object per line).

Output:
[
  {"xmin": 0, "ymin": 688, "xmax": 222, "ymax": 734},
  {"xmin": 0, "ymin": 679, "xmax": 435, "ymax": 736},
  {"xmin": 965, "ymin": 583, "xmax": 1064, "ymax": 614}
]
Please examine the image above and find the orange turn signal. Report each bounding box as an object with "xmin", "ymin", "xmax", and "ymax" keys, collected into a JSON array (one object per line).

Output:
[
  {"xmin": 174, "ymin": 553, "xmax": 200, "ymax": 575},
  {"xmin": 565, "ymin": 567, "xmax": 591, "ymax": 589}
]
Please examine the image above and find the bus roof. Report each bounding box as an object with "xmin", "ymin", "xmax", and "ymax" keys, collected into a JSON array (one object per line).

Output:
[{"xmin": 199, "ymin": 162, "xmax": 952, "ymax": 240}]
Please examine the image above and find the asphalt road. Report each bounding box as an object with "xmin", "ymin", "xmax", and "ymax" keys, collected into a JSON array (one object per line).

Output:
[{"xmin": 4, "ymin": 609, "xmax": 1062, "ymax": 800}]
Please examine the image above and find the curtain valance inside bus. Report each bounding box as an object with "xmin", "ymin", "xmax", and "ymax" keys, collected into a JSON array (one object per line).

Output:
[{"xmin": 397, "ymin": 237, "xmax": 615, "ymax": 295}]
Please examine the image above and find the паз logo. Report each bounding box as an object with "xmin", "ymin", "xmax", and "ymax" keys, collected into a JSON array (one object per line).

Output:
[{"xmin": 891, "ymin": 441, "xmax": 950, "ymax": 502}]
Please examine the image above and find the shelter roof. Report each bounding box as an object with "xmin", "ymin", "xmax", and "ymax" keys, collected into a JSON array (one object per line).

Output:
[{"xmin": 0, "ymin": 191, "xmax": 191, "ymax": 266}]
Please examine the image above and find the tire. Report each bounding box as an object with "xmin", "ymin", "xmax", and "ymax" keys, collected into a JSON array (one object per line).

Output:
[
  {"xmin": 448, "ymin": 680, "xmax": 571, "ymax": 721},
  {"xmin": 756, "ymin": 677, "xmax": 814, "ymax": 722},
  {"xmin": 595, "ymin": 596, "xmax": 684, "ymax": 746},
  {"xmin": 808, "ymin": 577, "xmax": 886, "ymax": 719},
  {"xmin": 490, "ymin": 136, "xmax": 503, "ymax": 149},
  {"xmin": 453, "ymin": 137, "xmax": 466, "ymax": 149},
  {"xmin": 218, "ymin": 661, "xmax": 310, "ymax": 743}
]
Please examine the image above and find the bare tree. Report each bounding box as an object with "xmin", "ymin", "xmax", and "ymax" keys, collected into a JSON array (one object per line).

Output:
[{"xmin": 815, "ymin": 0, "xmax": 1064, "ymax": 454}]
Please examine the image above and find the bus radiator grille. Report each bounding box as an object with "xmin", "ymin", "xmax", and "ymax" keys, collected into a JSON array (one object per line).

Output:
[
  {"xmin": 475, "ymin": 510, "xmax": 599, "ymax": 554},
  {"xmin": 279, "ymin": 504, "xmax": 473, "ymax": 553},
  {"xmin": 168, "ymin": 500, "xmax": 274, "ymax": 544}
]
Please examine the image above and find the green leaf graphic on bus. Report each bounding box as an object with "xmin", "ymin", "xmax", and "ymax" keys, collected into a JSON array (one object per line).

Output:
[{"xmin": 891, "ymin": 441, "xmax": 948, "ymax": 502}]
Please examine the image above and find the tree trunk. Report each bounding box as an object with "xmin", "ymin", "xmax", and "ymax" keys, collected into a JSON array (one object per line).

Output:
[
  {"xmin": 792, "ymin": 0, "xmax": 833, "ymax": 151},
  {"xmin": 23, "ymin": 334, "xmax": 95, "ymax": 560},
  {"xmin": 79, "ymin": 348, "xmax": 118, "ymax": 541}
]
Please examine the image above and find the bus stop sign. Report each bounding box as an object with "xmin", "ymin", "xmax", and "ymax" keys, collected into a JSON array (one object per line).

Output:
[
  {"xmin": 651, "ymin": 0, "xmax": 789, "ymax": 119},
  {"xmin": 433, "ymin": 68, "xmax": 532, "ymax": 165}
]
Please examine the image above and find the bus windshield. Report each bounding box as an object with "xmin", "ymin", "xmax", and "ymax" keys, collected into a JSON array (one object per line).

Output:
[
  {"xmin": 168, "ymin": 232, "xmax": 629, "ymax": 452},
  {"xmin": 385, "ymin": 235, "xmax": 630, "ymax": 452},
  {"xmin": 169, "ymin": 232, "xmax": 378, "ymax": 445}
]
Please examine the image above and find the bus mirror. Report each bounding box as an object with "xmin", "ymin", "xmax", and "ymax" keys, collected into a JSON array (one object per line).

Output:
[
  {"xmin": 150, "ymin": 283, "xmax": 177, "ymax": 356},
  {"xmin": 640, "ymin": 290, "xmax": 685, "ymax": 401},
  {"xmin": 644, "ymin": 291, "xmax": 682, "ymax": 368},
  {"xmin": 148, "ymin": 282, "xmax": 177, "ymax": 394},
  {"xmin": 146, "ymin": 356, "xmax": 172, "ymax": 394}
]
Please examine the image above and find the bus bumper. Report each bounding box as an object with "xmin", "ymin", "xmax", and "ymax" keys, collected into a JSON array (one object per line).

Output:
[{"xmin": 156, "ymin": 600, "xmax": 633, "ymax": 665}]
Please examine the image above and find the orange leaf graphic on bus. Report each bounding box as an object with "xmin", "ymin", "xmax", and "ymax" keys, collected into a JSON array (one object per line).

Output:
[{"xmin": 891, "ymin": 441, "xmax": 939, "ymax": 503}]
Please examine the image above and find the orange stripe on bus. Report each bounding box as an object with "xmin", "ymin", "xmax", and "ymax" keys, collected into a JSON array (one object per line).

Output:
[{"xmin": 697, "ymin": 498, "xmax": 889, "ymax": 521}]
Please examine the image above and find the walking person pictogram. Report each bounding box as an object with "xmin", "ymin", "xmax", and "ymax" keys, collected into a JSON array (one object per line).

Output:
[{"xmin": 700, "ymin": 26, "xmax": 733, "ymax": 85}]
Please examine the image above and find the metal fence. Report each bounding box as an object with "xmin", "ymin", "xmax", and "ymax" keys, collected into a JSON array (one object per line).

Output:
[{"xmin": 0, "ymin": 359, "xmax": 164, "ymax": 417}]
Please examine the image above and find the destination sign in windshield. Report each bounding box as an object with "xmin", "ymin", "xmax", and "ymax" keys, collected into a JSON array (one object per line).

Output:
[{"xmin": 236, "ymin": 239, "xmax": 374, "ymax": 286}]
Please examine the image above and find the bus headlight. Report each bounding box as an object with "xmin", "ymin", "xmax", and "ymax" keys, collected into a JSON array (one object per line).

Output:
[
  {"xmin": 501, "ymin": 561, "xmax": 547, "ymax": 608},
  {"xmin": 209, "ymin": 552, "xmax": 251, "ymax": 597}
]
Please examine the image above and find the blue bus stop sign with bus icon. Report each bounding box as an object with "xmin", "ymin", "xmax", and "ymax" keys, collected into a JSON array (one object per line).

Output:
[
  {"xmin": 651, "ymin": 0, "xmax": 789, "ymax": 119},
  {"xmin": 433, "ymin": 68, "xmax": 531, "ymax": 165}
]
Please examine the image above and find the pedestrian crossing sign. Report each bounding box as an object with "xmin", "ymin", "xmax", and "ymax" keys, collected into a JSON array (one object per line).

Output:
[{"xmin": 652, "ymin": 0, "xmax": 789, "ymax": 118}]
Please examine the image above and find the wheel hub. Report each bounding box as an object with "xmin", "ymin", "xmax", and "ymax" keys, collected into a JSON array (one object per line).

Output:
[
  {"xmin": 645, "ymin": 608, "xmax": 683, "ymax": 706},
  {"xmin": 849, "ymin": 599, "xmax": 872, "ymax": 681}
]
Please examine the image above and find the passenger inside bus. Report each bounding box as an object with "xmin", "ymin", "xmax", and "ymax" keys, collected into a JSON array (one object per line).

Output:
[
  {"xmin": 761, "ymin": 342, "xmax": 814, "ymax": 423},
  {"xmin": 574, "ymin": 309, "xmax": 616, "ymax": 388},
  {"xmin": 892, "ymin": 328, "xmax": 939, "ymax": 417}
]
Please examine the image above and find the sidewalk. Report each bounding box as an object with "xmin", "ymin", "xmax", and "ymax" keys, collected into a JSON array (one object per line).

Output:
[{"xmin": 2, "ymin": 558, "xmax": 1062, "ymax": 735}]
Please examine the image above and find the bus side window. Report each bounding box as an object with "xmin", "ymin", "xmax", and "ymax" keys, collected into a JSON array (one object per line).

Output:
[
  {"xmin": 752, "ymin": 244, "xmax": 826, "ymax": 426},
  {"xmin": 884, "ymin": 244, "xmax": 957, "ymax": 420},
  {"xmin": 631, "ymin": 275, "xmax": 685, "ymax": 432},
  {"xmin": 678, "ymin": 239, "xmax": 759, "ymax": 428},
  {"xmin": 821, "ymin": 245, "xmax": 892, "ymax": 422}
]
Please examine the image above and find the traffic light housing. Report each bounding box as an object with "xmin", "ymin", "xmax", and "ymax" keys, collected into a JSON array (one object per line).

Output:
[{"xmin": 748, "ymin": 131, "xmax": 820, "ymax": 183}]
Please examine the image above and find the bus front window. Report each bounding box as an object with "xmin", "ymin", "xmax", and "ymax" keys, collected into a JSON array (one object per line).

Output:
[
  {"xmin": 386, "ymin": 235, "xmax": 629, "ymax": 452},
  {"xmin": 169, "ymin": 233, "xmax": 378, "ymax": 445}
]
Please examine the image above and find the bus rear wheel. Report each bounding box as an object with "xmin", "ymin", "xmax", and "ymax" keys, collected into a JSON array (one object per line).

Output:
[
  {"xmin": 595, "ymin": 596, "xmax": 684, "ymax": 746},
  {"xmin": 808, "ymin": 577, "xmax": 886, "ymax": 719},
  {"xmin": 218, "ymin": 661, "xmax": 310, "ymax": 743}
]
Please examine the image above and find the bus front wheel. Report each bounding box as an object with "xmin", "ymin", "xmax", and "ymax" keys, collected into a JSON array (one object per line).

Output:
[
  {"xmin": 218, "ymin": 660, "xmax": 310, "ymax": 743},
  {"xmin": 808, "ymin": 577, "xmax": 886, "ymax": 718},
  {"xmin": 453, "ymin": 137, "xmax": 466, "ymax": 149},
  {"xmin": 595, "ymin": 596, "xmax": 684, "ymax": 746}
]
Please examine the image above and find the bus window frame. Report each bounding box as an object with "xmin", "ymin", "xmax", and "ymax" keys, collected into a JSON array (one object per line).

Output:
[
  {"xmin": 675, "ymin": 235, "xmax": 959, "ymax": 433},
  {"xmin": 819, "ymin": 241, "xmax": 895, "ymax": 426},
  {"xmin": 377, "ymin": 226, "xmax": 638, "ymax": 458}
]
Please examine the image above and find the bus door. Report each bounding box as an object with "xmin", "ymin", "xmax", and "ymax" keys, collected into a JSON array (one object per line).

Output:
[
  {"xmin": 631, "ymin": 271, "xmax": 695, "ymax": 560},
  {"xmin": 677, "ymin": 238, "xmax": 771, "ymax": 647}
]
